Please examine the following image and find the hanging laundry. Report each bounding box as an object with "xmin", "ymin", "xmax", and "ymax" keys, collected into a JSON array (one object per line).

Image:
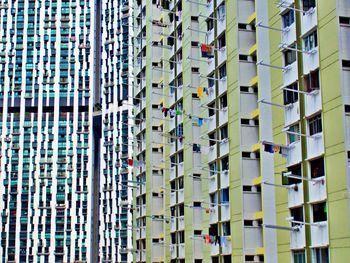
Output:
[
  {"xmin": 220, "ymin": 236, "xmax": 227, "ymax": 247},
  {"xmin": 215, "ymin": 235, "xmax": 221, "ymax": 245},
  {"xmin": 197, "ymin": 86, "xmax": 204, "ymax": 97},
  {"xmin": 198, "ymin": 118, "xmax": 203, "ymax": 127},
  {"xmin": 205, "ymin": 208, "xmax": 210, "ymax": 214},
  {"xmin": 204, "ymin": 234, "xmax": 210, "ymax": 244},
  {"xmin": 176, "ymin": 110, "xmax": 182, "ymax": 116},
  {"xmin": 169, "ymin": 109, "xmax": 176, "ymax": 118},
  {"xmin": 264, "ymin": 143, "xmax": 274, "ymax": 153},
  {"xmin": 201, "ymin": 44, "xmax": 214, "ymax": 58},
  {"xmin": 273, "ymin": 144, "xmax": 281, "ymax": 153}
]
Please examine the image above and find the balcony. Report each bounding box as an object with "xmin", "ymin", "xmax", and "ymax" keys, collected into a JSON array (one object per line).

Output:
[
  {"xmin": 218, "ymin": 47, "xmax": 227, "ymax": 66},
  {"xmin": 178, "ymin": 216, "xmax": 185, "ymax": 230},
  {"xmin": 209, "ymin": 175, "xmax": 217, "ymax": 193},
  {"xmin": 282, "ymin": 22, "xmax": 296, "ymax": 47},
  {"xmin": 208, "ymin": 115, "xmax": 216, "ymax": 133},
  {"xmin": 208, "ymin": 145, "xmax": 217, "ymax": 163},
  {"xmin": 286, "ymin": 140, "xmax": 302, "ymax": 167},
  {"xmin": 221, "ymin": 203, "xmax": 230, "ymax": 221},
  {"xmin": 218, "ymin": 77, "xmax": 227, "ymax": 96},
  {"xmin": 283, "ymin": 61, "xmax": 298, "ymax": 86},
  {"xmin": 304, "ymin": 90, "xmax": 321, "ymax": 117},
  {"xmin": 178, "ymin": 189, "xmax": 184, "ymax": 203},
  {"xmin": 290, "ymin": 225, "xmax": 306, "ymax": 249},
  {"xmin": 300, "ymin": 7, "xmax": 317, "ymax": 36},
  {"xmin": 170, "ymin": 192, "xmax": 176, "ymax": 206},
  {"xmin": 219, "ymin": 139, "xmax": 229, "ymax": 156},
  {"xmin": 240, "ymin": 92, "xmax": 258, "ymax": 118},
  {"xmin": 210, "ymin": 243, "xmax": 219, "ymax": 256},
  {"xmin": 221, "ymin": 236, "xmax": 232, "ymax": 254},
  {"xmin": 306, "ymin": 133, "xmax": 324, "ymax": 160},
  {"xmin": 242, "ymin": 158, "xmax": 260, "ymax": 185},
  {"xmin": 284, "ymin": 101, "xmax": 300, "ymax": 127},
  {"xmin": 152, "ymin": 219, "xmax": 163, "ymax": 238},
  {"xmin": 170, "ymin": 244, "xmax": 177, "ymax": 259},
  {"xmin": 210, "ymin": 205, "xmax": 218, "ymax": 224},
  {"xmin": 220, "ymin": 170, "xmax": 229, "ymax": 189},
  {"xmin": 308, "ymin": 176, "xmax": 327, "ymax": 203},
  {"xmin": 219, "ymin": 107, "xmax": 228, "ymax": 127},
  {"xmin": 288, "ymin": 182, "xmax": 304, "ymax": 208},
  {"xmin": 310, "ymin": 222, "xmax": 329, "ymax": 247},
  {"xmin": 207, "ymin": 58, "xmax": 215, "ymax": 74},
  {"xmin": 170, "ymin": 217, "xmax": 176, "ymax": 232},
  {"xmin": 302, "ymin": 48, "xmax": 319, "ymax": 74},
  {"xmin": 241, "ymin": 125, "xmax": 259, "ymax": 151}
]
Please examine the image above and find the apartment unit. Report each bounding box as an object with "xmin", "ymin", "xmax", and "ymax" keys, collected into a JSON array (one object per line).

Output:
[
  {"xmin": 133, "ymin": 0, "xmax": 350, "ymax": 263},
  {"xmin": 0, "ymin": 0, "xmax": 134, "ymax": 262},
  {"xmin": 98, "ymin": 0, "xmax": 134, "ymax": 262}
]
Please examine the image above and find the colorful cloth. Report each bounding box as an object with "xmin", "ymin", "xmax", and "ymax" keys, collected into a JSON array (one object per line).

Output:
[
  {"xmin": 201, "ymin": 44, "xmax": 214, "ymax": 58},
  {"xmin": 127, "ymin": 159, "xmax": 133, "ymax": 166},
  {"xmin": 264, "ymin": 144, "xmax": 274, "ymax": 153},
  {"xmin": 197, "ymin": 86, "xmax": 204, "ymax": 97},
  {"xmin": 198, "ymin": 118, "xmax": 203, "ymax": 127}
]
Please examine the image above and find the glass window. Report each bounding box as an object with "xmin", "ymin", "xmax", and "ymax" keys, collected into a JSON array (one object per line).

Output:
[
  {"xmin": 293, "ymin": 250, "xmax": 306, "ymax": 263},
  {"xmin": 312, "ymin": 202, "xmax": 327, "ymax": 222},
  {"xmin": 310, "ymin": 157, "xmax": 324, "ymax": 178},
  {"xmin": 288, "ymin": 123, "xmax": 301, "ymax": 144},
  {"xmin": 308, "ymin": 114, "xmax": 322, "ymax": 136},
  {"xmin": 304, "ymin": 69, "xmax": 320, "ymax": 92},
  {"xmin": 302, "ymin": 0, "xmax": 316, "ymax": 12},
  {"xmin": 282, "ymin": 9, "xmax": 295, "ymax": 28},
  {"xmin": 219, "ymin": 64, "xmax": 227, "ymax": 79},
  {"xmin": 312, "ymin": 247, "xmax": 329, "ymax": 263},
  {"xmin": 283, "ymin": 82, "xmax": 298, "ymax": 105},
  {"xmin": 284, "ymin": 45, "xmax": 297, "ymax": 66},
  {"xmin": 304, "ymin": 30, "xmax": 318, "ymax": 51}
]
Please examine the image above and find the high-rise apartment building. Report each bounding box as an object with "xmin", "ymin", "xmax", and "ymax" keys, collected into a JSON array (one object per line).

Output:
[
  {"xmin": 133, "ymin": 0, "xmax": 350, "ymax": 263},
  {"xmin": 98, "ymin": 0, "xmax": 134, "ymax": 262},
  {"xmin": 0, "ymin": 0, "xmax": 133, "ymax": 262}
]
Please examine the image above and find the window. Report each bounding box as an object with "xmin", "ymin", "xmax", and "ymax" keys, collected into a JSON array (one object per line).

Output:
[
  {"xmin": 209, "ymin": 132, "xmax": 216, "ymax": 146},
  {"xmin": 342, "ymin": 60, "xmax": 350, "ymax": 69},
  {"xmin": 302, "ymin": 0, "xmax": 316, "ymax": 12},
  {"xmin": 209, "ymin": 162, "xmax": 217, "ymax": 177},
  {"xmin": 293, "ymin": 250, "xmax": 306, "ymax": 263},
  {"xmin": 217, "ymin": 4, "xmax": 225, "ymax": 20},
  {"xmin": 221, "ymin": 156, "xmax": 229, "ymax": 171},
  {"xmin": 304, "ymin": 69, "xmax": 320, "ymax": 92},
  {"xmin": 310, "ymin": 157, "xmax": 324, "ymax": 178},
  {"xmin": 290, "ymin": 207, "xmax": 304, "ymax": 226},
  {"xmin": 312, "ymin": 247, "xmax": 329, "ymax": 263},
  {"xmin": 220, "ymin": 94, "xmax": 228, "ymax": 109},
  {"xmin": 219, "ymin": 64, "xmax": 227, "ymax": 79},
  {"xmin": 308, "ymin": 114, "xmax": 322, "ymax": 136},
  {"xmin": 282, "ymin": 164, "xmax": 302, "ymax": 185},
  {"xmin": 303, "ymin": 31, "xmax": 318, "ymax": 51},
  {"xmin": 282, "ymin": 9, "xmax": 295, "ymax": 28},
  {"xmin": 220, "ymin": 125, "xmax": 228, "ymax": 140},
  {"xmin": 218, "ymin": 33, "xmax": 226, "ymax": 49},
  {"xmin": 220, "ymin": 188, "xmax": 229, "ymax": 203},
  {"xmin": 207, "ymin": 17, "xmax": 214, "ymax": 31},
  {"xmin": 284, "ymin": 45, "xmax": 297, "ymax": 66},
  {"xmin": 312, "ymin": 202, "xmax": 327, "ymax": 222},
  {"xmin": 283, "ymin": 82, "xmax": 298, "ymax": 105},
  {"xmin": 288, "ymin": 123, "xmax": 301, "ymax": 144},
  {"xmin": 222, "ymin": 221, "xmax": 231, "ymax": 236},
  {"xmin": 339, "ymin": 16, "xmax": 350, "ymax": 25}
]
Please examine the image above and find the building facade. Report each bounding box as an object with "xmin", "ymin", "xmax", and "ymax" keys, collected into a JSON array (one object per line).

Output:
[
  {"xmin": 0, "ymin": 0, "xmax": 133, "ymax": 262},
  {"xmin": 98, "ymin": 0, "xmax": 134, "ymax": 262},
  {"xmin": 133, "ymin": 0, "xmax": 350, "ymax": 263}
]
